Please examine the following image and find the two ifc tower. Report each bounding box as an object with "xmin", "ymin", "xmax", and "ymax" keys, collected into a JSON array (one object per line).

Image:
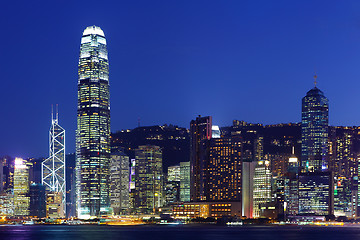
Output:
[{"xmin": 41, "ymin": 25, "xmax": 111, "ymax": 219}]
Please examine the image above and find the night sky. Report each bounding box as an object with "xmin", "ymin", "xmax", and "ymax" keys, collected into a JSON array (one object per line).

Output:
[{"xmin": 1, "ymin": 1, "xmax": 360, "ymax": 158}]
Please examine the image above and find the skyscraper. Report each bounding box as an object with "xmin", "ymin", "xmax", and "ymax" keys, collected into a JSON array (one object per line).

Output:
[
  {"xmin": 134, "ymin": 145, "xmax": 163, "ymax": 213},
  {"xmin": 180, "ymin": 161, "xmax": 190, "ymax": 202},
  {"xmin": 208, "ymin": 136, "xmax": 242, "ymax": 202},
  {"xmin": 299, "ymin": 76, "xmax": 333, "ymax": 216},
  {"xmin": 14, "ymin": 158, "xmax": 30, "ymax": 216},
  {"xmin": 110, "ymin": 152, "xmax": 130, "ymax": 215},
  {"xmin": 190, "ymin": 116, "xmax": 212, "ymax": 202},
  {"xmin": 301, "ymin": 76, "xmax": 329, "ymax": 172},
  {"xmin": 42, "ymin": 108, "xmax": 66, "ymax": 216},
  {"xmin": 253, "ymin": 159, "xmax": 272, "ymax": 218},
  {"xmin": 76, "ymin": 26, "xmax": 111, "ymax": 218}
]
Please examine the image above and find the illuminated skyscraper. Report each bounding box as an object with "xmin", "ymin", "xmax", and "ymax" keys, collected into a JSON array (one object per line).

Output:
[
  {"xmin": 253, "ymin": 159, "xmax": 271, "ymax": 218},
  {"xmin": 180, "ymin": 161, "xmax": 190, "ymax": 202},
  {"xmin": 134, "ymin": 145, "xmax": 163, "ymax": 213},
  {"xmin": 14, "ymin": 158, "xmax": 30, "ymax": 216},
  {"xmin": 301, "ymin": 76, "xmax": 329, "ymax": 172},
  {"xmin": 208, "ymin": 136, "xmax": 242, "ymax": 202},
  {"xmin": 76, "ymin": 26, "xmax": 111, "ymax": 218},
  {"xmin": 190, "ymin": 116, "xmax": 212, "ymax": 202},
  {"xmin": 42, "ymin": 108, "xmax": 66, "ymax": 216}
]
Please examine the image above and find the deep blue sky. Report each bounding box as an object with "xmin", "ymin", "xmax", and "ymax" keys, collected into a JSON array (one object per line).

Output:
[{"xmin": 1, "ymin": 1, "xmax": 360, "ymax": 158}]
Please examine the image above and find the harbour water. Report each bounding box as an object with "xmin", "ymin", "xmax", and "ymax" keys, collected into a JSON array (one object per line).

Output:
[{"xmin": 1, "ymin": 225, "xmax": 360, "ymax": 240}]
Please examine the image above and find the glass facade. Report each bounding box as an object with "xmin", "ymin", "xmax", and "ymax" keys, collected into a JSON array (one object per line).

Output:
[
  {"xmin": 180, "ymin": 161, "xmax": 190, "ymax": 202},
  {"xmin": 190, "ymin": 116, "xmax": 212, "ymax": 202},
  {"xmin": 253, "ymin": 160, "xmax": 271, "ymax": 218},
  {"xmin": 301, "ymin": 86, "xmax": 329, "ymax": 172},
  {"xmin": 134, "ymin": 145, "xmax": 163, "ymax": 213},
  {"xmin": 298, "ymin": 171, "xmax": 333, "ymax": 215},
  {"xmin": 14, "ymin": 158, "xmax": 30, "ymax": 216},
  {"xmin": 42, "ymin": 112, "xmax": 66, "ymax": 216},
  {"xmin": 76, "ymin": 26, "xmax": 111, "ymax": 218}
]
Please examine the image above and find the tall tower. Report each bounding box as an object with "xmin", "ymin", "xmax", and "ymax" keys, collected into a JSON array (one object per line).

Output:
[
  {"xmin": 76, "ymin": 26, "xmax": 111, "ymax": 218},
  {"xmin": 42, "ymin": 107, "xmax": 66, "ymax": 216},
  {"xmin": 14, "ymin": 158, "xmax": 30, "ymax": 216},
  {"xmin": 190, "ymin": 116, "xmax": 212, "ymax": 202},
  {"xmin": 301, "ymin": 75, "xmax": 329, "ymax": 172},
  {"xmin": 134, "ymin": 145, "xmax": 163, "ymax": 213}
]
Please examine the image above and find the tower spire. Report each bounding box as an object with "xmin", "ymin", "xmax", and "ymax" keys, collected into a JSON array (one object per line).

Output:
[
  {"xmin": 56, "ymin": 104, "xmax": 59, "ymax": 123},
  {"xmin": 314, "ymin": 73, "xmax": 317, "ymax": 88},
  {"xmin": 51, "ymin": 104, "xmax": 54, "ymax": 123}
]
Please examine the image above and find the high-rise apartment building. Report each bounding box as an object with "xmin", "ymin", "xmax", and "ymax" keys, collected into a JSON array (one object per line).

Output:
[
  {"xmin": 110, "ymin": 152, "xmax": 130, "ymax": 215},
  {"xmin": 190, "ymin": 116, "xmax": 212, "ymax": 202},
  {"xmin": 76, "ymin": 26, "xmax": 111, "ymax": 218},
  {"xmin": 14, "ymin": 158, "xmax": 30, "ymax": 216},
  {"xmin": 134, "ymin": 145, "xmax": 163, "ymax": 213},
  {"xmin": 301, "ymin": 78, "xmax": 329, "ymax": 172},
  {"xmin": 42, "ymin": 109, "xmax": 65, "ymax": 216}
]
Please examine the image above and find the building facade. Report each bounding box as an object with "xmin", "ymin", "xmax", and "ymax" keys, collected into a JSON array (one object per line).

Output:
[
  {"xmin": 208, "ymin": 136, "xmax": 242, "ymax": 202},
  {"xmin": 46, "ymin": 192, "xmax": 64, "ymax": 218},
  {"xmin": 29, "ymin": 183, "xmax": 46, "ymax": 218},
  {"xmin": 14, "ymin": 158, "xmax": 30, "ymax": 216},
  {"xmin": 76, "ymin": 26, "xmax": 111, "ymax": 218},
  {"xmin": 134, "ymin": 145, "xmax": 163, "ymax": 213},
  {"xmin": 110, "ymin": 152, "xmax": 130, "ymax": 215},
  {"xmin": 180, "ymin": 161, "xmax": 190, "ymax": 202},
  {"xmin": 298, "ymin": 171, "xmax": 333, "ymax": 216},
  {"xmin": 253, "ymin": 160, "xmax": 272, "ymax": 218},
  {"xmin": 42, "ymin": 109, "xmax": 66, "ymax": 216},
  {"xmin": 190, "ymin": 116, "xmax": 212, "ymax": 202},
  {"xmin": 301, "ymin": 82, "xmax": 329, "ymax": 172}
]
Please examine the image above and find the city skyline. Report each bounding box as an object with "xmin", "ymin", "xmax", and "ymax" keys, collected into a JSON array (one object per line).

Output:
[{"xmin": 2, "ymin": 1, "xmax": 360, "ymax": 158}]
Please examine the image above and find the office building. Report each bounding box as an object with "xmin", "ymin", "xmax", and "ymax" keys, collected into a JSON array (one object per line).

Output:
[
  {"xmin": 301, "ymin": 77, "xmax": 329, "ymax": 172},
  {"xmin": 180, "ymin": 161, "xmax": 190, "ymax": 202},
  {"xmin": 284, "ymin": 149, "xmax": 299, "ymax": 216},
  {"xmin": 42, "ymin": 109, "xmax": 66, "ymax": 216},
  {"xmin": 46, "ymin": 192, "xmax": 65, "ymax": 218},
  {"xmin": 110, "ymin": 152, "xmax": 130, "ymax": 215},
  {"xmin": 13, "ymin": 158, "xmax": 30, "ymax": 216},
  {"xmin": 190, "ymin": 116, "xmax": 212, "ymax": 202},
  {"xmin": 165, "ymin": 165, "xmax": 181, "ymax": 205},
  {"xmin": 168, "ymin": 165, "xmax": 180, "ymax": 182},
  {"xmin": 134, "ymin": 145, "xmax": 163, "ymax": 213},
  {"xmin": 253, "ymin": 160, "xmax": 272, "ymax": 218},
  {"xmin": 242, "ymin": 160, "xmax": 256, "ymax": 218},
  {"xmin": 111, "ymin": 124, "xmax": 190, "ymax": 171},
  {"xmin": 298, "ymin": 171, "xmax": 333, "ymax": 215},
  {"xmin": 0, "ymin": 193, "xmax": 13, "ymax": 216},
  {"xmin": 165, "ymin": 181, "xmax": 180, "ymax": 205},
  {"xmin": 76, "ymin": 26, "xmax": 111, "ymax": 218},
  {"xmin": 29, "ymin": 183, "xmax": 46, "ymax": 218}
]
